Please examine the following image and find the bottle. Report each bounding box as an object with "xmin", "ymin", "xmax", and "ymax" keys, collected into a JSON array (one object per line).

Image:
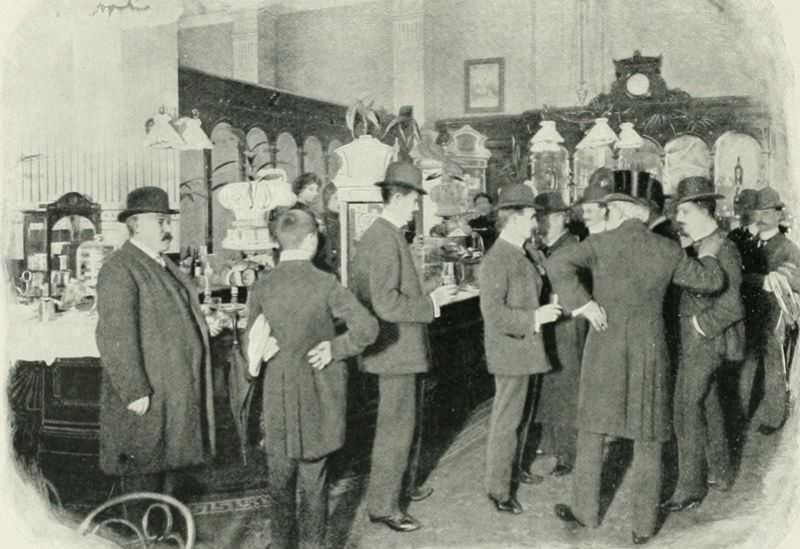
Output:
[{"xmin": 734, "ymin": 157, "xmax": 744, "ymax": 188}]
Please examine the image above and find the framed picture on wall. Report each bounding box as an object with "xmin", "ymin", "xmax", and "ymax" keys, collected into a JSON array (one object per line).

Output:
[{"xmin": 464, "ymin": 58, "xmax": 504, "ymax": 113}]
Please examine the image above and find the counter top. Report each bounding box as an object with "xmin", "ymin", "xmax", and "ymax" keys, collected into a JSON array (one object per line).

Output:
[{"xmin": 5, "ymin": 305, "xmax": 99, "ymax": 365}]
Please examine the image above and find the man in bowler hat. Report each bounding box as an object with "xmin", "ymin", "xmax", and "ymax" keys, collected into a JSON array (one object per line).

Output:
[
  {"xmin": 352, "ymin": 161, "xmax": 457, "ymax": 532},
  {"xmin": 664, "ymin": 177, "xmax": 745, "ymax": 512},
  {"xmin": 547, "ymin": 190, "xmax": 726, "ymax": 544},
  {"xmin": 739, "ymin": 187, "xmax": 800, "ymax": 435},
  {"xmin": 95, "ymin": 187, "xmax": 216, "ymax": 496}
]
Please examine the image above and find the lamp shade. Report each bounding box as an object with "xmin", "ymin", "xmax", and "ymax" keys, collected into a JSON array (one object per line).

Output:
[
  {"xmin": 145, "ymin": 111, "xmax": 186, "ymax": 149},
  {"xmin": 178, "ymin": 111, "xmax": 213, "ymax": 150},
  {"xmin": 615, "ymin": 122, "xmax": 644, "ymax": 150},
  {"xmin": 529, "ymin": 120, "xmax": 564, "ymax": 153},
  {"xmin": 576, "ymin": 117, "xmax": 618, "ymax": 150}
]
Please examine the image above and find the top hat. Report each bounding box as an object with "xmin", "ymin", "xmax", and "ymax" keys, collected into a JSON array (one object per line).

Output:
[
  {"xmin": 495, "ymin": 184, "xmax": 539, "ymax": 210},
  {"xmin": 636, "ymin": 172, "xmax": 666, "ymax": 211},
  {"xmin": 674, "ymin": 176, "xmax": 724, "ymax": 204},
  {"xmin": 534, "ymin": 191, "xmax": 570, "ymax": 213},
  {"xmin": 375, "ymin": 162, "xmax": 427, "ymax": 195},
  {"xmin": 580, "ymin": 183, "xmax": 612, "ymax": 204},
  {"xmin": 118, "ymin": 186, "xmax": 178, "ymax": 222},
  {"xmin": 612, "ymin": 170, "xmax": 635, "ymax": 197},
  {"xmin": 753, "ymin": 187, "xmax": 785, "ymax": 210},
  {"xmin": 734, "ymin": 188, "xmax": 759, "ymax": 213}
]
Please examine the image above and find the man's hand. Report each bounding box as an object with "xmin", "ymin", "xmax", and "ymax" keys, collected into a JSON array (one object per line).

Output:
[
  {"xmin": 534, "ymin": 304, "xmax": 563, "ymax": 326},
  {"xmin": 127, "ymin": 395, "xmax": 150, "ymax": 416},
  {"xmin": 431, "ymin": 284, "xmax": 459, "ymax": 306},
  {"xmin": 696, "ymin": 232, "xmax": 722, "ymax": 258},
  {"xmin": 307, "ymin": 341, "xmax": 333, "ymax": 370},
  {"xmin": 574, "ymin": 300, "xmax": 608, "ymax": 331}
]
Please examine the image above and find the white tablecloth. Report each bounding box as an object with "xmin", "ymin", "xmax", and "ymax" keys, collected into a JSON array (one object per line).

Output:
[{"xmin": 5, "ymin": 305, "xmax": 99, "ymax": 365}]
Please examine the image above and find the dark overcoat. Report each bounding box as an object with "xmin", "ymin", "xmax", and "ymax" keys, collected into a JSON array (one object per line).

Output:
[
  {"xmin": 479, "ymin": 238, "xmax": 550, "ymax": 376},
  {"xmin": 245, "ymin": 260, "xmax": 378, "ymax": 459},
  {"xmin": 546, "ymin": 219, "xmax": 726, "ymax": 441},
  {"xmin": 352, "ymin": 217, "xmax": 435, "ymax": 375},
  {"xmin": 536, "ymin": 233, "xmax": 589, "ymax": 427},
  {"xmin": 95, "ymin": 241, "xmax": 216, "ymax": 476}
]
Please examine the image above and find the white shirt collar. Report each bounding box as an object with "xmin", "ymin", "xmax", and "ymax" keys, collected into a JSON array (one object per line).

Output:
[
  {"xmin": 130, "ymin": 237, "xmax": 165, "ymax": 267},
  {"xmin": 498, "ymin": 229, "xmax": 527, "ymax": 252},
  {"xmin": 380, "ymin": 209, "xmax": 409, "ymax": 230},
  {"xmin": 759, "ymin": 227, "xmax": 780, "ymax": 241},
  {"xmin": 279, "ymin": 250, "xmax": 313, "ymax": 262}
]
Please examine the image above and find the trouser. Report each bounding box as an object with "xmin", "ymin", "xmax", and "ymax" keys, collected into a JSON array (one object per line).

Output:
[
  {"xmin": 366, "ymin": 374, "xmax": 417, "ymax": 517},
  {"xmin": 740, "ymin": 327, "xmax": 788, "ymax": 429},
  {"xmin": 540, "ymin": 423, "xmax": 577, "ymax": 467},
  {"xmin": 485, "ymin": 375, "xmax": 535, "ymax": 501},
  {"xmin": 267, "ymin": 453, "xmax": 329, "ymax": 549},
  {"xmin": 673, "ymin": 330, "xmax": 731, "ymax": 498},
  {"xmin": 572, "ymin": 431, "xmax": 662, "ymax": 537}
]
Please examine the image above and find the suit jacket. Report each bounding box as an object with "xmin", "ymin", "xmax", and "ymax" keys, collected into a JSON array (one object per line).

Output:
[
  {"xmin": 245, "ymin": 260, "xmax": 377, "ymax": 459},
  {"xmin": 681, "ymin": 231, "xmax": 745, "ymax": 362},
  {"xmin": 352, "ymin": 217, "xmax": 435, "ymax": 374},
  {"xmin": 95, "ymin": 241, "xmax": 215, "ymax": 476},
  {"xmin": 479, "ymin": 237, "xmax": 550, "ymax": 376},
  {"xmin": 743, "ymin": 232, "xmax": 800, "ymax": 331},
  {"xmin": 546, "ymin": 219, "xmax": 725, "ymax": 441}
]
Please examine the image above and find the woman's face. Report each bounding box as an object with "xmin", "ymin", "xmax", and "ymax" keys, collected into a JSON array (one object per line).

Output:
[{"xmin": 298, "ymin": 183, "xmax": 320, "ymax": 205}]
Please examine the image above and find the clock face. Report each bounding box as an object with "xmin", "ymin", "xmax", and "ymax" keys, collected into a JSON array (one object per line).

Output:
[{"xmin": 626, "ymin": 73, "xmax": 651, "ymax": 97}]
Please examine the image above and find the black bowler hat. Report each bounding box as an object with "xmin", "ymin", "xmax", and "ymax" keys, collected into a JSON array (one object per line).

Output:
[
  {"xmin": 495, "ymin": 184, "xmax": 539, "ymax": 210},
  {"xmin": 674, "ymin": 176, "xmax": 724, "ymax": 205},
  {"xmin": 534, "ymin": 191, "xmax": 570, "ymax": 213},
  {"xmin": 375, "ymin": 161, "xmax": 427, "ymax": 195},
  {"xmin": 636, "ymin": 172, "xmax": 666, "ymax": 212},
  {"xmin": 118, "ymin": 186, "xmax": 178, "ymax": 222}
]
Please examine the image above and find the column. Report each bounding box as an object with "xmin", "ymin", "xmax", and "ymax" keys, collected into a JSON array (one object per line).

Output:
[
  {"xmin": 233, "ymin": 9, "xmax": 259, "ymax": 84},
  {"xmin": 392, "ymin": 0, "xmax": 425, "ymax": 122}
]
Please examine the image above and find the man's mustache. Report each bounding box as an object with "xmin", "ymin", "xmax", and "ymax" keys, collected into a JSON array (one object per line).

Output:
[{"xmin": 162, "ymin": 233, "xmax": 173, "ymax": 242}]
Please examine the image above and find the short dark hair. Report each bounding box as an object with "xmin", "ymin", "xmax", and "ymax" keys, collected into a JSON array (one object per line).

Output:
[
  {"xmin": 473, "ymin": 192, "xmax": 492, "ymax": 205},
  {"xmin": 380, "ymin": 184, "xmax": 416, "ymax": 204},
  {"xmin": 274, "ymin": 209, "xmax": 317, "ymax": 249},
  {"xmin": 692, "ymin": 198, "xmax": 717, "ymax": 218},
  {"xmin": 292, "ymin": 172, "xmax": 322, "ymax": 196}
]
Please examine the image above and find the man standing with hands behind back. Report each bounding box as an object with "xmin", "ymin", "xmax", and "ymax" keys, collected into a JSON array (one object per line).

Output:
[
  {"xmin": 95, "ymin": 186, "xmax": 216, "ymax": 496},
  {"xmin": 352, "ymin": 162, "xmax": 457, "ymax": 533}
]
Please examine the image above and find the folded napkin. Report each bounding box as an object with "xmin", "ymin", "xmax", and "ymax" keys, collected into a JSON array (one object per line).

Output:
[{"xmin": 247, "ymin": 314, "xmax": 280, "ymax": 377}]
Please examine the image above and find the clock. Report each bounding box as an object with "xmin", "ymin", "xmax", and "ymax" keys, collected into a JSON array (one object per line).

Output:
[{"xmin": 626, "ymin": 73, "xmax": 651, "ymax": 97}]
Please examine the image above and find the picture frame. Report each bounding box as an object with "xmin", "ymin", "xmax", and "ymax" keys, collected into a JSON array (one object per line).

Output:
[{"xmin": 464, "ymin": 57, "xmax": 505, "ymax": 113}]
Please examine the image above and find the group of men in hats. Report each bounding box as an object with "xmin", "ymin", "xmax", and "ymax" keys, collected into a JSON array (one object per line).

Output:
[{"xmin": 95, "ymin": 160, "xmax": 798, "ymax": 547}]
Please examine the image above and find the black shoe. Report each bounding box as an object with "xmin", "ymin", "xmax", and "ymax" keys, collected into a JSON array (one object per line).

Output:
[
  {"xmin": 408, "ymin": 485, "xmax": 434, "ymax": 502},
  {"xmin": 368, "ymin": 512, "xmax": 422, "ymax": 532},
  {"xmin": 553, "ymin": 503, "xmax": 585, "ymax": 528},
  {"xmin": 488, "ymin": 495, "xmax": 523, "ymax": 515},
  {"xmin": 551, "ymin": 463, "xmax": 573, "ymax": 477},
  {"xmin": 632, "ymin": 532, "xmax": 651, "ymax": 545},
  {"xmin": 757, "ymin": 424, "xmax": 781, "ymax": 435},
  {"xmin": 516, "ymin": 471, "xmax": 545, "ymax": 484},
  {"xmin": 661, "ymin": 496, "xmax": 702, "ymax": 512}
]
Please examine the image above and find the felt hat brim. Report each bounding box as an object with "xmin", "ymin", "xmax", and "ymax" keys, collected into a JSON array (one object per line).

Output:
[
  {"xmin": 675, "ymin": 192, "xmax": 725, "ymax": 205},
  {"xmin": 375, "ymin": 180, "xmax": 428, "ymax": 195},
  {"xmin": 118, "ymin": 207, "xmax": 179, "ymax": 222}
]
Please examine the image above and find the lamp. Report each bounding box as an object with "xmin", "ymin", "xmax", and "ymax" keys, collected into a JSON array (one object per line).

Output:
[
  {"xmin": 145, "ymin": 107, "xmax": 213, "ymax": 150},
  {"xmin": 576, "ymin": 117, "xmax": 618, "ymax": 150},
  {"xmin": 529, "ymin": 120, "xmax": 565, "ymax": 153},
  {"xmin": 615, "ymin": 122, "xmax": 644, "ymax": 150}
]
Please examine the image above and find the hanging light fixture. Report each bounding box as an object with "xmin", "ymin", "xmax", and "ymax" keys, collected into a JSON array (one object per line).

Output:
[
  {"xmin": 615, "ymin": 122, "xmax": 644, "ymax": 150},
  {"xmin": 529, "ymin": 120, "xmax": 565, "ymax": 153},
  {"xmin": 576, "ymin": 117, "xmax": 618, "ymax": 150},
  {"xmin": 177, "ymin": 109, "xmax": 213, "ymax": 150},
  {"xmin": 144, "ymin": 107, "xmax": 213, "ymax": 150}
]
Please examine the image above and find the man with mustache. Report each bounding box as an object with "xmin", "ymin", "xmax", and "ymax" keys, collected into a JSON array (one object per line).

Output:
[{"xmin": 96, "ymin": 186, "xmax": 216, "ymax": 496}]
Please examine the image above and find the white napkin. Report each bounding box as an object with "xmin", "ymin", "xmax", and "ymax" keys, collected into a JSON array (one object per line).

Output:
[{"xmin": 247, "ymin": 314, "xmax": 280, "ymax": 377}]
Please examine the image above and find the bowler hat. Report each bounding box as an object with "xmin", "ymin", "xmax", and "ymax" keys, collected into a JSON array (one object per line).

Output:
[
  {"xmin": 636, "ymin": 172, "xmax": 666, "ymax": 212},
  {"xmin": 534, "ymin": 191, "xmax": 570, "ymax": 213},
  {"xmin": 580, "ymin": 184, "xmax": 611, "ymax": 204},
  {"xmin": 753, "ymin": 187, "xmax": 784, "ymax": 210},
  {"xmin": 118, "ymin": 186, "xmax": 178, "ymax": 222},
  {"xmin": 375, "ymin": 161, "xmax": 427, "ymax": 195},
  {"xmin": 495, "ymin": 184, "xmax": 539, "ymax": 210},
  {"xmin": 734, "ymin": 188, "xmax": 759, "ymax": 213},
  {"xmin": 602, "ymin": 192, "xmax": 640, "ymax": 205},
  {"xmin": 674, "ymin": 177, "xmax": 724, "ymax": 204}
]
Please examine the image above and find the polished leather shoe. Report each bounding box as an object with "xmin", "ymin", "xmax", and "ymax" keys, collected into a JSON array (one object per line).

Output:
[
  {"xmin": 757, "ymin": 424, "xmax": 781, "ymax": 435},
  {"xmin": 553, "ymin": 503, "xmax": 585, "ymax": 527},
  {"xmin": 408, "ymin": 485, "xmax": 434, "ymax": 502},
  {"xmin": 661, "ymin": 496, "xmax": 702, "ymax": 512},
  {"xmin": 516, "ymin": 471, "xmax": 545, "ymax": 484},
  {"xmin": 551, "ymin": 463, "xmax": 573, "ymax": 477},
  {"xmin": 488, "ymin": 495, "xmax": 523, "ymax": 515},
  {"xmin": 368, "ymin": 512, "xmax": 422, "ymax": 532},
  {"xmin": 632, "ymin": 532, "xmax": 651, "ymax": 545}
]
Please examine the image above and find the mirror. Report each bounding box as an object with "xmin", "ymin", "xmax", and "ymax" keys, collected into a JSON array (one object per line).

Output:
[{"xmin": 50, "ymin": 215, "xmax": 97, "ymax": 278}]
